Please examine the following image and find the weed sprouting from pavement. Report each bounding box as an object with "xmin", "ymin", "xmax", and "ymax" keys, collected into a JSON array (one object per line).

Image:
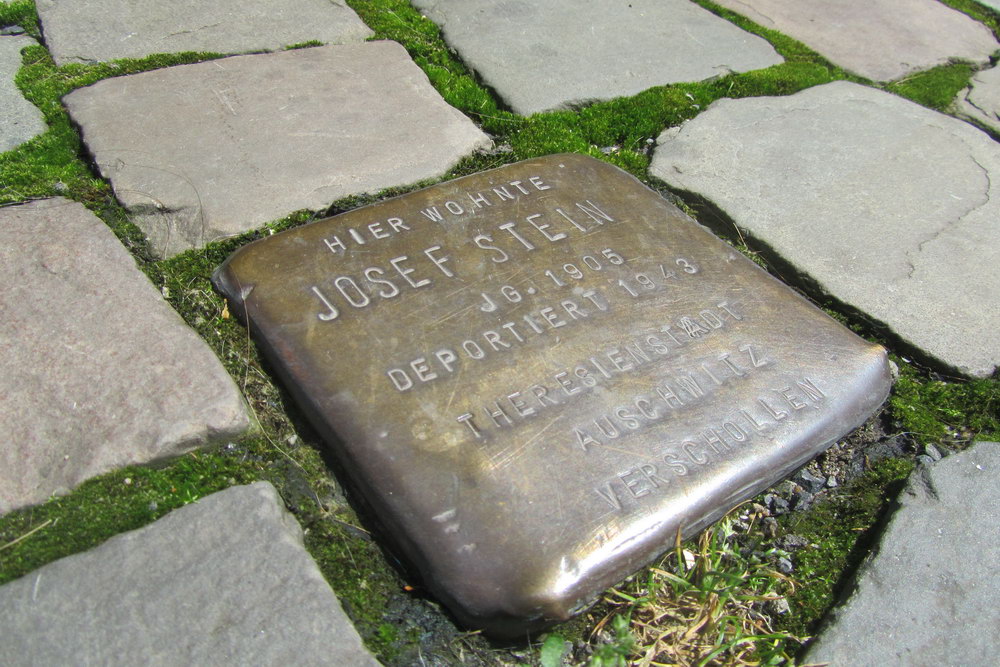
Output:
[{"xmin": 541, "ymin": 510, "xmax": 800, "ymax": 667}]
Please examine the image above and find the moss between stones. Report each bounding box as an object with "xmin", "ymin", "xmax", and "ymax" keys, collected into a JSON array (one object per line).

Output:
[
  {"xmin": 773, "ymin": 457, "xmax": 916, "ymax": 639},
  {"xmin": 2, "ymin": 0, "xmax": 999, "ymax": 664}
]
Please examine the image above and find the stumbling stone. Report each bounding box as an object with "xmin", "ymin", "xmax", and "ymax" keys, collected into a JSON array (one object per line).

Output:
[
  {"xmin": 63, "ymin": 42, "xmax": 491, "ymax": 258},
  {"xmin": 0, "ymin": 482, "xmax": 381, "ymax": 666},
  {"xmin": 1, "ymin": 35, "xmax": 45, "ymax": 152},
  {"xmin": 651, "ymin": 81, "xmax": 1000, "ymax": 378},
  {"xmin": 804, "ymin": 442, "xmax": 1000, "ymax": 666},
  {"xmin": 955, "ymin": 65, "xmax": 1000, "ymax": 135},
  {"xmin": 35, "ymin": 0, "xmax": 372, "ymax": 66},
  {"xmin": 0, "ymin": 199, "xmax": 248, "ymax": 514},
  {"xmin": 213, "ymin": 153, "xmax": 890, "ymax": 636},
  {"xmin": 409, "ymin": 0, "xmax": 782, "ymax": 115},
  {"xmin": 712, "ymin": 0, "xmax": 998, "ymax": 82}
]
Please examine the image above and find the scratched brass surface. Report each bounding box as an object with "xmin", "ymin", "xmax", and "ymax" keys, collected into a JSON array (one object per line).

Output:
[{"xmin": 213, "ymin": 154, "xmax": 890, "ymax": 636}]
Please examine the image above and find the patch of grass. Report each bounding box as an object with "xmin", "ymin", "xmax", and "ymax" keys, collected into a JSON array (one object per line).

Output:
[
  {"xmin": 543, "ymin": 511, "xmax": 798, "ymax": 666},
  {"xmin": 774, "ymin": 457, "xmax": 914, "ymax": 639}
]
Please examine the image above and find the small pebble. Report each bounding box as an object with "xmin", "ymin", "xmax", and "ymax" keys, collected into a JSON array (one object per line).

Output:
[
  {"xmin": 0, "ymin": 26, "xmax": 26, "ymax": 36},
  {"xmin": 796, "ymin": 469, "xmax": 827, "ymax": 493},
  {"xmin": 767, "ymin": 597, "xmax": 791, "ymax": 615},
  {"xmin": 777, "ymin": 557, "xmax": 794, "ymax": 574},
  {"xmin": 790, "ymin": 489, "xmax": 813, "ymax": 512},
  {"xmin": 778, "ymin": 534, "xmax": 809, "ymax": 550},
  {"xmin": 764, "ymin": 493, "xmax": 790, "ymax": 515},
  {"xmin": 924, "ymin": 444, "xmax": 943, "ymax": 461},
  {"xmin": 826, "ymin": 475, "xmax": 838, "ymax": 488}
]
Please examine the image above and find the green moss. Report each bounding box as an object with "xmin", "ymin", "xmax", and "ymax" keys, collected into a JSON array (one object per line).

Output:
[
  {"xmin": 775, "ymin": 458, "xmax": 915, "ymax": 638},
  {"xmin": 0, "ymin": 1, "xmax": 38, "ymax": 36},
  {"xmin": 891, "ymin": 359, "xmax": 1000, "ymax": 447},
  {"xmin": 0, "ymin": 449, "xmax": 263, "ymax": 585},
  {"xmin": 886, "ymin": 62, "xmax": 975, "ymax": 111},
  {"xmin": 284, "ymin": 40, "xmax": 324, "ymax": 50},
  {"xmin": 303, "ymin": 517, "xmax": 410, "ymax": 662}
]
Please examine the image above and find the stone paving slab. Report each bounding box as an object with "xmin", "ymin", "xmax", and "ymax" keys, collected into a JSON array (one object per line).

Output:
[
  {"xmin": 0, "ymin": 199, "xmax": 249, "ymax": 514},
  {"xmin": 1, "ymin": 35, "xmax": 45, "ymax": 152},
  {"xmin": 64, "ymin": 42, "xmax": 492, "ymax": 258},
  {"xmin": 713, "ymin": 0, "xmax": 998, "ymax": 82},
  {"xmin": 804, "ymin": 442, "xmax": 1000, "ymax": 666},
  {"xmin": 975, "ymin": 0, "xmax": 1000, "ymax": 12},
  {"xmin": 955, "ymin": 65, "xmax": 1000, "ymax": 135},
  {"xmin": 0, "ymin": 482, "xmax": 381, "ymax": 666},
  {"xmin": 36, "ymin": 0, "xmax": 373, "ymax": 66},
  {"xmin": 650, "ymin": 81, "xmax": 1000, "ymax": 378},
  {"xmin": 410, "ymin": 0, "xmax": 782, "ymax": 115}
]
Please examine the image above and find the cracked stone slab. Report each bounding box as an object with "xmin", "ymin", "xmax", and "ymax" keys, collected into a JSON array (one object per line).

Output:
[
  {"xmin": 0, "ymin": 199, "xmax": 249, "ymax": 514},
  {"xmin": 651, "ymin": 81, "xmax": 1000, "ymax": 378},
  {"xmin": 1, "ymin": 35, "xmax": 45, "ymax": 152},
  {"xmin": 713, "ymin": 0, "xmax": 998, "ymax": 82},
  {"xmin": 35, "ymin": 0, "xmax": 373, "ymax": 66},
  {"xmin": 0, "ymin": 482, "xmax": 381, "ymax": 666},
  {"xmin": 410, "ymin": 0, "xmax": 782, "ymax": 115},
  {"xmin": 64, "ymin": 42, "xmax": 491, "ymax": 258},
  {"xmin": 804, "ymin": 442, "xmax": 1000, "ymax": 666},
  {"xmin": 955, "ymin": 64, "xmax": 1000, "ymax": 135}
]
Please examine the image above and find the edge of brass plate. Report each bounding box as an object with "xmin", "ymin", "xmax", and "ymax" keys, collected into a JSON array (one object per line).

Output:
[{"xmin": 213, "ymin": 154, "xmax": 891, "ymax": 636}]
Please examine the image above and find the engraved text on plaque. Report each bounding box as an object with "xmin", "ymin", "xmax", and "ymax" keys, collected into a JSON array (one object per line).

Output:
[{"xmin": 213, "ymin": 154, "xmax": 890, "ymax": 636}]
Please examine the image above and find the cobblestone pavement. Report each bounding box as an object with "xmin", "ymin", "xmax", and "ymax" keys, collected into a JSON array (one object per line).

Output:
[{"xmin": 1, "ymin": 0, "xmax": 998, "ymax": 664}]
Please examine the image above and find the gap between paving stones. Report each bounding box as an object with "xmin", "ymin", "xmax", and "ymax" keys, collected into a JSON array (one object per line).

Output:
[
  {"xmin": 2, "ymin": 0, "xmax": 1000, "ymax": 663},
  {"xmin": 803, "ymin": 441, "xmax": 1000, "ymax": 666}
]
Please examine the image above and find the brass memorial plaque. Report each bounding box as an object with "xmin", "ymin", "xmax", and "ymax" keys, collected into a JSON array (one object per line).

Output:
[{"xmin": 213, "ymin": 154, "xmax": 890, "ymax": 636}]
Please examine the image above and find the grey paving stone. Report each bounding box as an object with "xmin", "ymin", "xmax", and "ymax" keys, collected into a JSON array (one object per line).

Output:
[
  {"xmin": 651, "ymin": 81, "xmax": 1000, "ymax": 378},
  {"xmin": 713, "ymin": 0, "xmax": 998, "ymax": 82},
  {"xmin": 1, "ymin": 35, "xmax": 45, "ymax": 152},
  {"xmin": 64, "ymin": 42, "xmax": 491, "ymax": 258},
  {"xmin": 956, "ymin": 64, "xmax": 1000, "ymax": 135},
  {"xmin": 804, "ymin": 442, "xmax": 1000, "ymax": 666},
  {"xmin": 0, "ymin": 199, "xmax": 249, "ymax": 514},
  {"xmin": 974, "ymin": 0, "xmax": 1000, "ymax": 12},
  {"xmin": 410, "ymin": 0, "xmax": 782, "ymax": 115},
  {"xmin": 36, "ymin": 0, "xmax": 373, "ymax": 66},
  {"xmin": 0, "ymin": 482, "xmax": 381, "ymax": 666}
]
